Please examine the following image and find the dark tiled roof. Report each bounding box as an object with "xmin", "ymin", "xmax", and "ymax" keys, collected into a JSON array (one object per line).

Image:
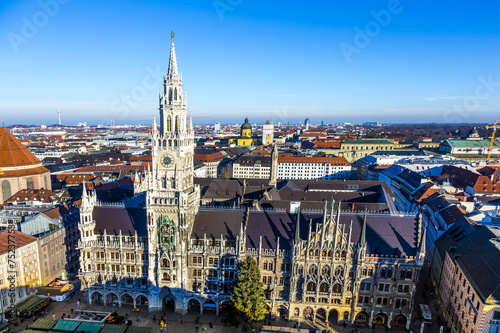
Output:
[
  {"xmin": 435, "ymin": 219, "xmax": 500, "ymax": 303},
  {"xmin": 93, "ymin": 207, "xmax": 147, "ymax": 236},
  {"xmin": 438, "ymin": 205, "xmax": 466, "ymax": 225},
  {"xmin": 192, "ymin": 209, "xmax": 418, "ymax": 256}
]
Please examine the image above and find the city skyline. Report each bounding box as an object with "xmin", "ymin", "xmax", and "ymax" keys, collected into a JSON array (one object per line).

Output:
[{"xmin": 1, "ymin": 0, "xmax": 500, "ymax": 126}]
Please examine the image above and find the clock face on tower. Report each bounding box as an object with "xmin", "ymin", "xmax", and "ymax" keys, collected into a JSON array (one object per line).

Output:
[{"xmin": 161, "ymin": 154, "xmax": 174, "ymax": 168}]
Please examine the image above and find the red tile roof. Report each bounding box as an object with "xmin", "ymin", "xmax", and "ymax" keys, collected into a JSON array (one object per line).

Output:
[
  {"xmin": 6, "ymin": 189, "xmax": 57, "ymax": 204},
  {"xmin": 0, "ymin": 128, "xmax": 42, "ymax": 168},
  {"xmin": 0, "ymin": 230, "xmax": 37, "ymax": 255}
]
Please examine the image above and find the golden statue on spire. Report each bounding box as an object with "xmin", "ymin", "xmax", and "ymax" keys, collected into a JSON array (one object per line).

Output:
[{"xmin": 171, "ymin": 31, "xmax": 175, "ymax": 39}]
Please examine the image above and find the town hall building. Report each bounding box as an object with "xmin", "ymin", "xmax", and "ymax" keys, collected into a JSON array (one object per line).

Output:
[{"xmin": 78, "ymin": 33, "xmax": 422, "ymax": 330}]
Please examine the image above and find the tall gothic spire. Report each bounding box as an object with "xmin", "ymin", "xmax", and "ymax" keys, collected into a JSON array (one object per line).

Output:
[
  {"xmin": 360, "ymin": 211, "xmax": 367, "ymax": 245},
  {"xmin": 295, "ymin": 208, "xmax": 301, "ymax": 244},
  {"xmin": 167, "ymin": 31, "xmax": 179, "ymax": 79}
]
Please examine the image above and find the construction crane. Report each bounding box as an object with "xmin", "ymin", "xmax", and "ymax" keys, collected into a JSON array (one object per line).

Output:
[{"xmin": 485, "ymin": 119, "xmax": 499, "ymax": 161}]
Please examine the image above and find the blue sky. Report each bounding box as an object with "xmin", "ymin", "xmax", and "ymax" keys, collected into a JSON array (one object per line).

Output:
[{"xmin": 1, "ymin": 0, "xmax": 499, "ymax": 126}]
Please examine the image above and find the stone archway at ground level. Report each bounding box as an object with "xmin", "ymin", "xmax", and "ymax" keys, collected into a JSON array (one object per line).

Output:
[
  {"xmin": 316, "ymin": 308, "xmax": 327, "ymax": 326},
  {"xmin": 136, "ymin": 295, "xmax": 148, "ymax": 308},
  {"xmin": 355, "ymin": 311, "xmax": 369, "ymax": 325},
  {"xmin": 188, "ymin": 298, "xmax": 201, "ymax": 314},
  {"xmin": 303, "ymin": 306, "xmax": 313, "ymax": 321},
  {"xmin": 90, "ymin": 291, "xmax": 103, "ymax": 305},
  {"xmin": 203, "ymin": 300, "xmax": 217, "ymax": 314},
  {"xmin": 277, "ymin": 305, "xmax": 288, "ymax": 319},
  {"xmin": 329, "ymin": 309, "xmax": 339, "ymax": 326},
  {"xmin": 391, "ymin": 314, "xmax": 407, "ymax": 328},
  {"xmin": 106, "ymin": 292, "xmax": 119, "ymax": 306},
  {"xmin": 373, "ymin": 313, "xmax": 388, "ymax": 327},
  {"xmin": 162, "ymin": 296, "xmax": 175, "ymax": 312},
  {"xmin": 120, "ymin": 293, "xmax": 134, "ymax": 307},
  {"xmin": 219, "ymin": 301, "xmax": 230, "ymax": 317}
]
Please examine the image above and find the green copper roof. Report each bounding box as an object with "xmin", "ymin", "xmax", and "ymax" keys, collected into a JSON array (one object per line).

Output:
[
  {"xmin": 241, "ymin": 117, "xmax": 252, "ymax": 130},
  {"xmin": 445, "ymin": 139, "xmax": 500, "ymax": 148}
]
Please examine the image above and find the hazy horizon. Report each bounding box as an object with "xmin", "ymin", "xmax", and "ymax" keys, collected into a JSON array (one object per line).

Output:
[{"xmin": 2, "ymin": 1, "xmax": 499, "ymax": 126}]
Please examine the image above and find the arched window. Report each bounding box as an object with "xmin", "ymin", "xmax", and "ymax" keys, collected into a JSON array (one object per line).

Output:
[
  {"xmin": 381, "ymin": 267, "xmax": 387, "ymax": 279},
  {"xmin": 406, "ymin": 269, "xmax": 413, "ymax": 279},
  {"xmin": 309, "ymin": 265, "xmax": 317, "ymax": 275},
  {"xmin": 27, "ymin": 178, "xmax": 34, "ymax": 189},
  {"xmin": 268, "ymin": 261, "xmax": 273, "ymax": 271},
  {"xmin": 175, "ymin": 116, "xmax": 179, "ymax": 131},
  {"xmin": 263, "ymin": 261, "xmax": 268, "ymax": 271},
  {"xmin": 315, "ymin": 249, "xmax": 319, "ymax": 257},
  {"xmin": 319, "ymin": 283, "xmax": 328, "ymax": 292},
  {"xmin": 387, "ymin": 268, "xmax": 393, "ymax": 279},
  {"xmin": 344, "ymin": 311, "xmax": 349, "ymax": 320},
  {"xmin": 328, "ymin": 250, "xmax": 333, "ymax": 257},
  {"xmin": 322, "ymin": 250, "xmax": 327, "ymax": 257},
  {"xmin": 332, "ymin": 283, "xmax": 341, "ymax": 293},
  {"xmin": 368, "ymin": 268, "xmax": 373, "ymax": 276},
  {"xmin": 306, "ymin": 282, "xmax": 316, "ymax": 291},
  {"xmin": 174, "ymin": 88, "xmax": 177, "ymax": 101},
  {"xmin": 162, "ymin": 259, "xmax": 170, "ymax": 267},
  {"xmin": 322, "ymin": 265, "xmax": 330, "ymax": 275},
  {"xmin": 2, "ymin": 181, "xmax": 11, "ymax": 201},
  {"xmin": 167, "ymin": 116, "xmax": 172, "ymax": 132},
  {"xmin": 298, "ymin": 265, "xmax": 303, "ymax": 275},
  {"xmin": 335, "ymin": 266, "xmax": 344, "ymax": 277},
  {"xmin": 169, "ymin": 88, "xmax": 172, "ymax": 103}
]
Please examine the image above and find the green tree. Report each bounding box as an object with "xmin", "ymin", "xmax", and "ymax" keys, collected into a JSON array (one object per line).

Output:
[{"xmin": 229, "ymin": 256, "xmax": 266, "ymax": 329}]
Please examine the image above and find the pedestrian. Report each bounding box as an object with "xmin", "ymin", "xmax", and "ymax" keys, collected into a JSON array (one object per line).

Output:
[
  {"xmin": 180, "ymin": 318, "xmax": 183, "ymax": 324},
  {"xmin": 373, "ymin": 329, "xmax": 375, "ymax": 333},
  {"xmin": 196, "ymin": 327, "xmax": 199, "ymax": 333},
  {"xmin": 76, "ymin": 301, "xmax": 80, "ymax": 308},
  {"xmin": 71, "ymin": 308, "xmax": 73, "ymax": 314},
  {"xmin": 209, "ymin": 322, "xmax": 213, "ymax": 328},
  {"xmin": 125, "ymin": 313, "xmax": 128, "ymax": 319},
  {"xmin": 53, "ymin": 313, "xmax": 56, "ymax": 321},
  {"xmin": 62, "ymin": 313, "xmax": 65, "ymax": 319}
]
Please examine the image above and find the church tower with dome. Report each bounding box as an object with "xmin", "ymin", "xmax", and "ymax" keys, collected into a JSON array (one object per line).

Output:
[{"xmin": 229, "ymin": 117, "xmax": 254, "ymax": 146}]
